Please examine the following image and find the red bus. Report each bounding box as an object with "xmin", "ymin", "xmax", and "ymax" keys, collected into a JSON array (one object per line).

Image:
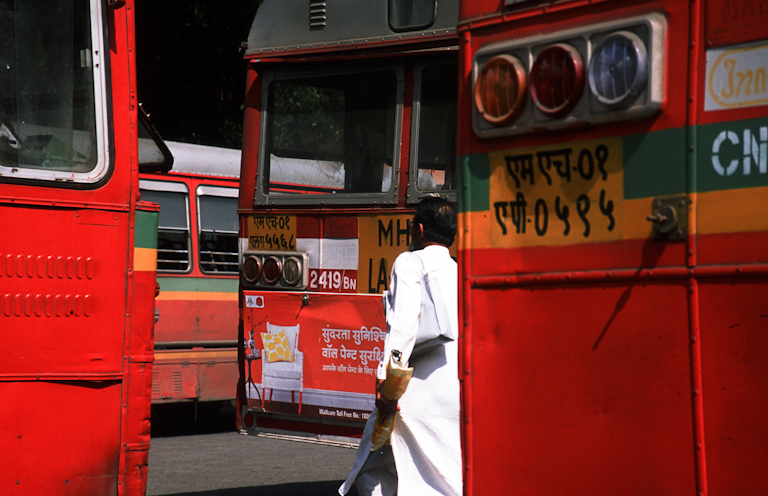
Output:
[
  {"xmin": 236, "ymin": 0, "xmax": 459, "ymax": 438},
  {"xmin": 140, "ymin": 142, "xmax": 240, "ymax": 416},
  {"xmin": 0, "ymin": 1, "xmax": 164, "ymax": 494},
  {"xmin": 458, "ymin": 0, "xmax": 768, "ymax": 494}
]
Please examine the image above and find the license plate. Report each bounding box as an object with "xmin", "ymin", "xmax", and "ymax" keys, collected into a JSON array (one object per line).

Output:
[
  {"xmin": 247, "ymin": 214, "xmax": 297, "ymax": 250},
  {"xmin": 489, "ymin": 136, "xmax": 623, "ymax": 247}
]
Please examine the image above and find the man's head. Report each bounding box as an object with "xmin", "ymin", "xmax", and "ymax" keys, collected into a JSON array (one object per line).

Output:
[{"xmin": 412, "ymin": 196, "xmax": 457, "ymax": 249}]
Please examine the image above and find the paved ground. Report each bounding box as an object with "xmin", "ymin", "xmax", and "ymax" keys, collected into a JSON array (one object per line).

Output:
[{"xmin": 147, "ymin": 403, "xmax": 360, "ymax": 496}]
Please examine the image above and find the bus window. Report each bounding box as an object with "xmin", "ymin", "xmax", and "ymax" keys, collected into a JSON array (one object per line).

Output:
[
  {"xmin": 140, "ymin": 181, "xmax": 191, "ymax": 272},
  {"xmin": 411, "ymin": 62, "xmax": 458, "ymax": 196},
  {"xmin": 197, "ymin": 186, "xmax": 239, "ymax": 274},
  {"xmin": 264, "ymin": 70, "xmax": 398, "ymax": 199},
  {"xmin": 389, "ymin": 0, "xmax": 437, "ymax": 32},
  {"xmin": 0, "ymin": 0, "xmax": 107, "ymax": 183}
]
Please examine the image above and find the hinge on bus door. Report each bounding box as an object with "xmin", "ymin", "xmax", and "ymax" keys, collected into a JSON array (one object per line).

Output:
[{"xmin": 647, "ymin": 196, "xmax": 688, "ymax": 240}]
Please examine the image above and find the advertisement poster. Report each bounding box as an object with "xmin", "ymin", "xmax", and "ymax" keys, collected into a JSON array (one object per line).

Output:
[{"xmin": 243, "ymin": 291, "xmax": 386, "ymax": 424}]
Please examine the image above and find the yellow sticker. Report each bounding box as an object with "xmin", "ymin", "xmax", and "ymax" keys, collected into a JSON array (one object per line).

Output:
[
  {"xmin": 247, "ymin": 214, "xmax": 297, "ymax": 251},
  {"xmin": 357, "ymin": 214, "xmax": 413, "ymax": 294},
  {"xmin": 357, "ymin": 213, "xmax": 458, "ymax": 293},
  {"xmin": 489, "ymin": 136, "xmax": 624, "ymax": 247}
]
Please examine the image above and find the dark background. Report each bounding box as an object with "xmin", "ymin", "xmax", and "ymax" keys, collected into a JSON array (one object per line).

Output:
[{"xmin": 135, "ymin": 1, "xmax": 264, "ymax": 149}]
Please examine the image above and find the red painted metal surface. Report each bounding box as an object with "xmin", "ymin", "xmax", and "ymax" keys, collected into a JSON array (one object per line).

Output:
[
  {"xmin": 469, "ymin": 283, "xmax": 696, "ymax": 494},
  {"xmin": 0, "ymin": 1, "xmax": 155, "ymax": 494},
  {"xmin": 154, "ymin": 299, "xmax": 238, "ymax": 344},
  {"xmin": 458, "ymin": 1, "xmax": 768, "ymax": 495}
]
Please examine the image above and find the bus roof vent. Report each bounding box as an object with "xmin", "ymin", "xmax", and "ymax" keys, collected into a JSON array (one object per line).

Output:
[{"xmin": 309, "ymin": 1, "xmax": 327, "ymax": 29}]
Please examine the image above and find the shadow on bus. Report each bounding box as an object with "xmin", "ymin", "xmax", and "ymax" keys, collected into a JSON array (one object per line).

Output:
[
  {"xmin": 158, "ymin": 481, "xmax": 359, "ymax": 496},
  {"xmin": 151, "ymin": 401, "xmax": 238, "ymax": 438}
]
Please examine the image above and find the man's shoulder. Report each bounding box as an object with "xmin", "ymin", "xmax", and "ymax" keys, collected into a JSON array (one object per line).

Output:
[{"xmin": 392, "ymin": 250, "xmax": 421, "ymax": 271}]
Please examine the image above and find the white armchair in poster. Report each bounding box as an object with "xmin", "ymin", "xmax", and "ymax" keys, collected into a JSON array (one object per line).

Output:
[{"xmin": 260, "ymin": 322, "xmax": 304, "ymax": 413}]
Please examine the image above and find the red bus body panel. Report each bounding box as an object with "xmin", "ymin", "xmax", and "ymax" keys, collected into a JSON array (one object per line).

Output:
[
  {"xmin": 0, "ymin": 2, "xmax": 156, "ymax": 494},
  {"xmin": 458, "ymin": 1, "xmax": 768, "ymax": 495}
]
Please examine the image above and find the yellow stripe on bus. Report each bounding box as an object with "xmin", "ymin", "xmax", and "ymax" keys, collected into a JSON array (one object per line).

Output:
[
  {"xmin": 698, "ymin": 186, "xmax": 768, "ymax": 235},
  {"xmin": 462, "ymin": 184, "xmax": 768, "ymax": 250},
  {"xmin": 156, "ymin": 291, "xmax": 238, "ymax": 301},
  {"xmin": 155, "ymin": 349, "xmax": 238, "ymax": 360},
  {"xmin": 134, "ymin": 247, "xmax": 157, "ymax": 272}
]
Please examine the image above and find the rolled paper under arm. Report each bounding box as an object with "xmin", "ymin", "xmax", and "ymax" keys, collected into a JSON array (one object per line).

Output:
[{"xmin": 371, "ymin": 351, "xmax": 413, "ymax": 451}]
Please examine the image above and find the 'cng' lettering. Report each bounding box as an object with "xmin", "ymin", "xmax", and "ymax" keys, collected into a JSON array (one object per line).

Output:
[{"xmin": 712, "ymin": 126, "xmax": 767, "ymax": 176}]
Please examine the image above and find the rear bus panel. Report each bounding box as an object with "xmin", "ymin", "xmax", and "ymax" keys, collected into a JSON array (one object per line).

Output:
[{"xmin": 458, "ymin": 0, "xmax": 768, "ymax": 494}]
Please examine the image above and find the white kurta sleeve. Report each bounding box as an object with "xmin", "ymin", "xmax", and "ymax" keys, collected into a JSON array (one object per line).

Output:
[{"xmin": 377, "ymin": 252, "xmax": 422, "ymax": 379}]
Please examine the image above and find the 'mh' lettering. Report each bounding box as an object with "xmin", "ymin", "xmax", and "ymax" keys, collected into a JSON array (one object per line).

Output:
[
  {"xmin": 378, "ymin": 220, "xmax": 393, "ymax": 246},
  {"xmin": 396, "ymin": 219, "xmax": 411, "ymax": 247}
]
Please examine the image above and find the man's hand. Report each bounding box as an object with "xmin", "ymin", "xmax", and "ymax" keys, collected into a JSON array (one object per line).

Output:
[{"xmin": 375, "ymin": 379, "xmax": 399, "ymax": 417}]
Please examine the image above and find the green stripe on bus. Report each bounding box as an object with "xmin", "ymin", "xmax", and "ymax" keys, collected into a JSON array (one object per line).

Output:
[
  {"xmin": 697, "ymin": 116, "xmax": 768, "ymax": 193},
  {"xmin": 458, "ymin": 152, "xmax": 490, "ymax": 213},
  {"xmin": 460, "ymin": 115, "xmax": 766, "ymax": 210},
  {"xmin": 623, "ymin": 127, "xmax": 687, "ymax": 200},
  {"xmin": 135, "ymin": 209, "xmax": 159, "ymax": 250},
  {"xmin": 157, "ymin": 276, "xmax": 238, "ymax": 293}
]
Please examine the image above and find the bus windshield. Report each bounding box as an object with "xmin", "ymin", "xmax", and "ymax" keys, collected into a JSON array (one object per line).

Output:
[
  {"xmin": 0, "ymin": 0, "xmax": 103, "ymax": 181},
  {"xmin": 265, "ymin": 70, "xmax": 398, "ymax": 196}
]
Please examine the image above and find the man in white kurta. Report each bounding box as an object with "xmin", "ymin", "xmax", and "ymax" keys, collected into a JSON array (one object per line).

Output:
[{"xmin": 340, "ymin": 198, "xmax": 462, "ymax": 496}]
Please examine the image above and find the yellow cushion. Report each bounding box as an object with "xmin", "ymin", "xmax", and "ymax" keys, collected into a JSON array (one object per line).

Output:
[{"xmin": 261, "ymin": 330, "xmax": 293, "ymax": 363}]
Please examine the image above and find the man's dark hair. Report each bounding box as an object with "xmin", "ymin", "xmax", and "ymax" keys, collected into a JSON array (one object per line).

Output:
[{"xmin": 414, "ymin": 197, "xmax": 457, "ymax": 247}]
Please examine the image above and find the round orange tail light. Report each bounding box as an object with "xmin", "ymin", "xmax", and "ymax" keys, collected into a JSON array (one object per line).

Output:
[
  {"xmin": 530, "ymin": 43, "xmax": 585, "ymax": 117},
  {"xmin": 474, "ymin": 55, "xmax": 528, "ymax": 126}
]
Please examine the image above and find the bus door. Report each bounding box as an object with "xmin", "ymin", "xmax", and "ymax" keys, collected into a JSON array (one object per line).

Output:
[{"xmin": 459, "ymin": 1, "xmax": 767, "ymax": 494}]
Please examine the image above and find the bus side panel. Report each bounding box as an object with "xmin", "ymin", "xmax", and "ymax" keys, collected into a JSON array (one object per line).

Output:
[
  {"xmin": 699, "ymin": 281, "xmax": 768, "ymax": 493},
  {"xmin": 154, "ymin": 295, "xmax": 238, "ymax": 343},
  {"xmin": 122, "ymin": 206, "xmax": 158, "ymax": 494},
  {"xmin": 153, "ymin": 348, "xmax": 238, "ymax": 402},
  {"xmin": 153, "ymin": 279, "xmax": 238, "ymax": 403},
  {"xmin": 0, "ymin": 380, "xmax": 122, "ymax": 495},
  {"xmin": 466, "ymin": 281, "xmax": 696, "ymax": 495},
  {"xmin": 695, "ymin": 5, "xmax": 768, "ymax": 492},
  {"xmin": 122, "ymin": 361, "xmax": 153, "ymax": 495},
  {"xmin": 0, "ymin": 208, "xmax": 130, "ymax": 376}
]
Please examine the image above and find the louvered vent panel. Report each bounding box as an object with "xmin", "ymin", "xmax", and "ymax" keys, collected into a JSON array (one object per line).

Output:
[
  {"xmin": 309, "ymin": 1, "xmax": 327, "ymax": 28},
  {"xmin": 152, "ymin": 370, "xmax": 160, "ymax": 398},
  {"xmin": 173, "ymin": 370, "xmax": 183, "ymax": 395}
]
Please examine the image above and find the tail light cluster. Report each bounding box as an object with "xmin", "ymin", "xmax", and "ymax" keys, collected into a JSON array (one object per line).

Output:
[
  {"xmin": 472, "ymin": 14, "xmax": 665, "ymax": 139},
  {"xmin": 241, "ymin": 250, "xmax": 309, "ymax": 290}
]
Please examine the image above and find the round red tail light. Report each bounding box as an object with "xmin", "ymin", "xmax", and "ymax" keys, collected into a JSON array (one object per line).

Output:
[
  {"xmin": 262, "ymin": 256, "xmax": 282, "ymax": 284},
  {"xmin": 530, "ymin": 43, "xmax": 585, "ymax": 117},
  {"xmin": 242, "ymin": 256, "xmax": 262, "ymax": 283},
  {"xmin": 474, "ymin": 55, "xmax": 528, "ymax": 126}
]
